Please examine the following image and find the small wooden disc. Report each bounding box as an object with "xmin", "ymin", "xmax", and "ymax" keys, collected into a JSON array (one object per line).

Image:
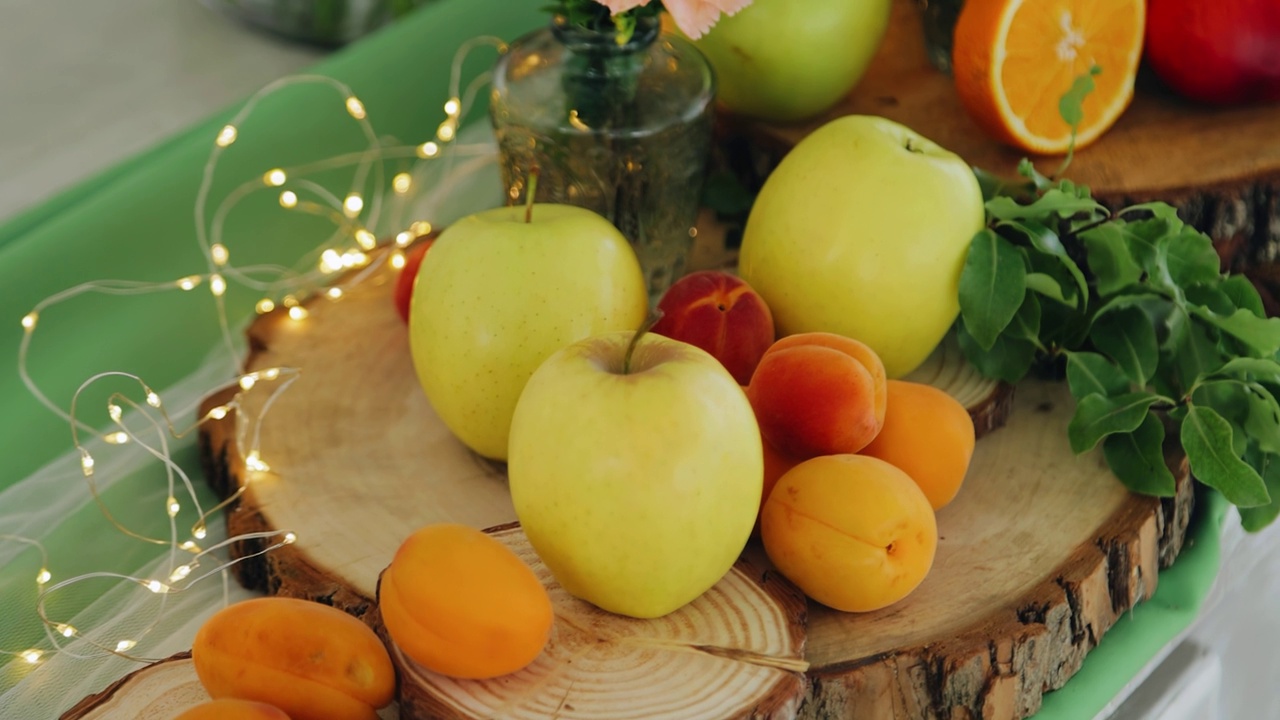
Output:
[
  {"xmin": 59, "ymin": 652, "xmax": 206, "ymax": 720},
  {"xmin": 372, "ymin": 523, "xmax": 808, "ymax": 720}
]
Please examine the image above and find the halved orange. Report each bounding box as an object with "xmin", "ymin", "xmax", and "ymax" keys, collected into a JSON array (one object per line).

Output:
[{"xmin": 952, "ymin": 0, "xmax": 1145, "ymax": 155}]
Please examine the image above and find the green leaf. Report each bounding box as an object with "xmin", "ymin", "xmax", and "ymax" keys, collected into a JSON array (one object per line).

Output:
[
  {"xmin": 1182, "ymin": 404, "xmax": 1272, "ymax": 507},
  {"xmin": 1118, "ymin": 201, "xmax": 1185, "ymax": 228},
  {"xmin": 1164, "ymin": 228, "xmax": 1220, "ymax": 287},
  {"xmin": 1000, "ymin": 219, "xmax": 1089, "ymax": 300},
  {"xmin": 1168, "ymin": 319, "xmax": 1222, "ymax": 395},
  {"xmin": 1024, "ymin": 272, "xmax": 1076, "ymax": 308},
  {"xmin": 1244, "ymin": 382, "xmax": 1280, "ymax": 455},
  {"xmin": 1103, "ymin": 412, "xmax": 1177, "ymax": 496},
  {"xmin": 957, "ymin": 321, "xmax": 1037, "ymax": 384},
  {"xmin": 1221, "ymin": 274, "xmax": 1267, "ymax": 317},
  {"xmin": 1016, "ymin": 158, "xmax": 1052, "ymax": 192},
  {"xmin": 1184, "ymin": 282, "xmax": 1236, "ymax": 316},
  {"xmin": 1240, "ymin": 454, "xmax": 1280, "ymax": 531},
  {"xmin": 1207, "ymin": 357, "xmax": 1280, "ymax": 385},
  {"xmin": 1090, "ymin": 306, "xmax": 1159, "ymax": 387},
  {"xmin": 1079, "ymin": 224, "xmax": 1143, "ymax": 296},
  {"xmin": 986, "ymin": 189, "xmax": 1107, "ymax": 223},
  {"xmin": 959, "ymin": 229, "xmax": 1027, "ymax": 350},
  {"xmin": 1068, "ymin": 391, "xmax": 1168, "ymax": 454},
  {"xmin": 1066, "ymin": 351, "xmax": 1130, "ymax": 400},
  {"xmin": 1189, "ymin": 306, "xmax": 1280, "ymax": 356}
]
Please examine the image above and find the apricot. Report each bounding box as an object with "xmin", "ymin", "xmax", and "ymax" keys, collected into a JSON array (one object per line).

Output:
[
  {"xmin": 761, "ymin": 454, "xmax": 937, "ymax": 612},
  {"xmin": 652, "ymin": 270, "xmax": 775, "ymax": 385},
  {"xmin": 746, "ymin": 332, "xmax": 888, "ymax": 457},
  {"xmin": 191, "ymin": 597, "xmax": 394, "ymax": 720},
  {"xmin": 175, "ymin": 699, "xmax": 292, "ymax": 720},
  {"xmin": 379, "ymin": 523, "xmax": 553, "ymax": 679},
  {"xmin": 755, "ymin": 433, "xmax": 803, "ymax": 535},
  {"xmin": 861, "ymin": 380, "xmax": 976, "ymax": 510}
]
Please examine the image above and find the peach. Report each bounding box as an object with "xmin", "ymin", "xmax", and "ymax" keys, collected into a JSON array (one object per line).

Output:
[
  {"xmin": 761, "ymin": 454, "xmax": 937, "ymax": 612},
  {"xmin": 861, "ymin": 380, "xmax": 976, "ymax": 510},
  {"xmin": 746, "ymin": 332, "xmax": 888, "ymax": 457},
  {"xmin": 175, "ymin": 699, "xmax": 292, "ymax": 720},
  {"xmin": 652, "ymin": 270, "xmax": 775, "ymax": 385},
  {"xmin": 379, "ymin": 523, "xmax": 553, "ymax": 679},
  {"xmin": 191, "ymin": 597, "xmax": 394, "ymax": 720}
]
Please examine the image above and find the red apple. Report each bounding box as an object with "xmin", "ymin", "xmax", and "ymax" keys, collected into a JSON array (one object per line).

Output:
[
  {"xmin": 1145, "ymin": 0, "xmax": 1280, "ymax": 105},
  {"xmin": 393, "ymin": 239, "xmax": 434, "ymax": 323},
  {"xmin": 651, "ymin": 270, "xmax": 775, "ymax": 385}
]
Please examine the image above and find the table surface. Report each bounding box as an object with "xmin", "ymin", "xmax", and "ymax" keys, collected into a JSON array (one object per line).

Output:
[{"xmin": 0, "ymin": 2, "xmax": 1276, "ymax": 719}]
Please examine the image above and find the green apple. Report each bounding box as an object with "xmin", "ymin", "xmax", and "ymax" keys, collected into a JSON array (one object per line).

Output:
[
  {"xmin": 738, "ymin": 115, "xmax": 985, "ymax": 378},
  {"xmin": 507, "ymin": 329, "xmax": 762, "ymax": 619},
  {"xmin": 690, "ymin": 0, "xmax": 892, "ymax": 123},
  {"xmin": 409, "ymin": 204, "xmax": 648, "ymax": 460}
]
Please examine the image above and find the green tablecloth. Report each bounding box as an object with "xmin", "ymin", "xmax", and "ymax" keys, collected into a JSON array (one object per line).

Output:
[{"xmin": 0, "ymin": 0, "xmax": 1225, "ymax": 716}]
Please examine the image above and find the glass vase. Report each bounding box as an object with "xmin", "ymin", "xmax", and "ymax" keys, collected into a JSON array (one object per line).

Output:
[{"xmin": 490, "ymin": 15, "xmax": 716, "ymax": 302}]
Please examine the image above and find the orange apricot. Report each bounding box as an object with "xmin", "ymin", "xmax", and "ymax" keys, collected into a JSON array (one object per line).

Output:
[
  {"xmin": 191, "ymin": 597, "xmax": 394, "ymax": 720},
  {"xmin": 860, "ymin": 380, "xmax": 976, "ymax": 510},
  {"xmin": 747, "ymin": 332, "xmax": 888, "ymax": 457},
  {"xmin": 761, "ymin": 454, "xmax": 937, "ymax": 612},
  {"xmin": 175, "ymin": 699, "xmax": 292, "ymax": 720},
  {"xmin": 755, "ymin": 433, "xmax": 804, "ymax": 536},
  {"xmin": 379, "ymin": 523, "xmax": 553, "ymax": 679},
  {"xmin": 652, "ymin": 270, "xmax": 776, "ymax": 385}
]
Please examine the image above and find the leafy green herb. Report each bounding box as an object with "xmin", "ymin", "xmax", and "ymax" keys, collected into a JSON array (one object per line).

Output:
[{"xmin": 955, "ymin": 66, "xmax": 1279, "ymax": 530}]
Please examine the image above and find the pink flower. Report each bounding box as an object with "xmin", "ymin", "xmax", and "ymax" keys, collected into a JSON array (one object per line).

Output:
[
  {"xmin": 661, "ymin": 0, "xmax": 752, "ymax": 39},
  {"xmin": 596, "ymin": 0, "xmax": 653, "ymax": 13}
]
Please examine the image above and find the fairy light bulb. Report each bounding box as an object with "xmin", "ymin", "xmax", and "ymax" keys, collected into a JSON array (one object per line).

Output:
[
  {"xmin": 168, "ymin": 565, "xmax": 192, "ymax": 582},
  {"xmin": 326, "ymin": 287, "xmax": 344, "ymax": 300},
  {"xmin": 192, "ymin": 525, "xmax": 208, "ymax": 541},
  {"xmin": 146, "ymin": 391, "xmax": 162, "ymax": 408},
  {"xmin": 417, "ymin": 141, "xmax": 439, "ymax": 158},
  {"xmin": 144, "ymin": 579, "xmax": 170, "ymax": 594},
  {"xmin": 108, "ymin": 403, "xmax": 123, "ymax": 422},
  {"xmin": 115, "ymin": 640, "xmax": 136, "ymax": 653},
  {"xmin": 437, "ymin": 121, "xmax": 456, "ymax": 142},
  {"xmin": 239, "ymin": 374, "xmax": 257, "ymax": 391},
  {"xmin": 263, "ymin": 368, "xmax": 280, "ymax": 381},
  {"xmin": 215, "ymin": 125, "xmax": 237, "ymax": 147},
  {"xmin": 279, "ymin": 190, "xmax": 298, "ymax": 209},
  {"xmin": 176, "ymin": 275, "xmax": 200, "ymax": 291},
  {"xmin": 104, "ymin": 431, "xmax": 130, "ymax": 445},
  {"xmin": 410, "ymin": 221, "xmax": 432, "ymax": 237},
  {"xmin": 21, "ymin": 312, "xmax": 37, "ymax": 331},
  {"xmin": 180, "ymin": 540, "xmax": 200, "ymax": 553},
  {"xmin": 166, "ymin": 497, "xmax": 181, "ymax": 517},
  {"xmin": 282, "ymin": 295, "xmax": 299, "ymax": 308},
  {"xmin": 208, "ymin": 405, "xmax": 229, "ymax": 420},
  {"xmin": 210, "ymin": 243, "xmax": 230, "ymax": 266},
  {"xmin": 320, "ymin": 249, "xmax": 343, "ymax": 273},
  {"xmin": 245, "ymin": 450, "xmax": 270, "ymax": 473},
  {"xmin": 20, "ymin": 650, "xmax": 42, "ymax": 665},
  {"xmin": 394, "ymin": 231, "xmax": 413, "ymax": 247},
  {"xmin": 343, "ymin": 193, "xmax": 364, "ymax": 217},
  {"xmin": 263, "ymin": 168, "xmax": 287, "ymax": 187},
  {"xmin": 255, "ymin": 298, "xmax": 275, "ymax": 314},
  {"xmin": 355, "ymin": 228, "xmax": 377, "ymax": 250},
  {"xmin": 209, "ymin": 273, "xmax": 227, "ymax": 297},
  {"xmin": 393, "ymin": 173, "xmax": 412, "ymax": 195},
  {"xmin": 36, "ymin": 569, "xmax": 51, "ymax": 585},
  {"xmin": 56, "ymin": 623, "xmax": 76, "ymax": 638},
  {"xmin": 390, "ymin": 251, "xmax": 406, "ymax": 270},
  {"xmin": 80, "ymin": 450, "xmax": 95, "ymax": 477},
  {"xmin": 444, "ymin": 97, "xmax": 461, "ymax": 117},
  {"xmin": 345, "ymin": 96, "xmax": 367, "ymax": 119},
  {"xmin": 283, "ymin": 532, "xmax": 297, "ymax": 545}
]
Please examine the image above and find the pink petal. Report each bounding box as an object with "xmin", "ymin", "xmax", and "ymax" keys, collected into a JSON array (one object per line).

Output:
[
  {"xmin": 596, "ymin": 0, "xmax": 653, "ymax": 15},
  {"xmin": 664, "ymin": 0, "xmax": 752, "ymax": 39}
]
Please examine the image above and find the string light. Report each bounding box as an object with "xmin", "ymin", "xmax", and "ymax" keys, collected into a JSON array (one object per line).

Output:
[
  {"xmin": 244, "ymin": 451, "xmax": 270, "ymax": 473},
  {"xmin": 288, "ymin": 306, "xmax": 308, "ymax": 321},
  {"xmin": 417, "ymin": 141, "xmax": 440, "ymax": 158},
  {"xmin": 215, "ymin": 125, "xmax": 237, "ymax": 147},
  {"xmin": 355, "ymin": 228, "xmax": 377, "ymax": 250},
  {"xmin": 326, "ymin": 287, "xmax": 344, "ymax": 300},
  {"xmin": 281, "ymin": 295, "xmax": 299, "ymax": 308},
  {"xmin": 343, "ymin": 193, "xmax": 364, "ymax": 217},
  {"xmin": 168, "ymin": 565, "xmax": 192, "ymax": 582},
  {"xmin": 390, "ymin": 251, "xmax": 406, "ymax": 270},
  {"xmin": 393, "ymin": 173, "xmax": 412, "ymax": 194},
  {"xmin": 115, "ymin": 640, "xmax": 137, "ymax": 653},
  {"xmin": 283, "ymin": 532, "xmax": 297, "ymax": 545},
  {"xmin": 263, "ymin": 168, "xmax": 287, "ymax": 187},
  {"xmin": 320, "ymin": 249, "xmax": 344, "ymax": 273},
  {"xmin": 108, "ymin": 403, "xmax": 123, "ymax": 422},
  {"xmin": 103, "ymin": 431, "xmax": 130, "ymax": 445},
  {"xmin": 443, "ymin": 98, "xmax": 461, "ymax": 116},
  {"xmin": 345, "ymin": 96, "xmax": 367, "ymax": 119},
  {"xmin": 410, "ymin": 221, "xmax": 433, "ymax": 237},
  {"xmin": 36, "ymin": 569, "xmax": 51, "ymax": 585},
  {"xmin": 208, "ymin": 405, "xmax": 229, "ymax": 421},
  {"xmin": 210, "ymin": 243, "xmax": 230, "ymax": 266},
  {"xmin": 239, "ymin": 375, "xmax": 257, "ymax": 391},
  {"xmin": 437, "ymin": 121, "xmax": 456, "ymax": 142},
  {"xmin": 179, "ymin": 541, "xmax": 200, "ymax": 552},
  {"xmin": 166, "ymin": 497, "xmax": 181, "ymax": 517},
  {"xmin": 21, "ymin": 312, "xmax": 37, "ymax": 331},
  {"xmin": 279, "ymin": 190, "xmax": 298, "ymax": 208},
  {"xmin": 146, "ymin": 392, "xmax": 162, "ymax": 408},
  {"xmin": 262, "ymin": 368, "xmax": 280, "ymax": 380},
  {"xmin": 395, "ymin": 231, "xmax": 413, "ymax": 247},
  {"xmin": 143, "ymin": 580, "xmax": 171, "ymax": 595},
  {"xmin": 20, "ymin": 650, "xmax": 42, "ymax": 665},
  {"xmin": 209, "ymin": 273, "xmax": 227, "ymax": 297},
  {"xmin": 192, "ymin": 526, "xmax": 208, "ymax": 541},
  {"xmin": 255, "ymin": 298, "xmax": 275, "ymax": 314},
  {"xmin": 176, "ymin": 275, "xmax": 201, "ymax": 291},
  {"xmin": 55, "ymin": 624, "xmax": 76, "ymax": 638},
  {"xmin": 79, "ymin": 450, "xmax": 95, "ymax": 477}
]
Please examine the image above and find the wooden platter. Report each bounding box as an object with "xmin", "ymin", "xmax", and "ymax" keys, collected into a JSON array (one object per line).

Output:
[
  {"xmin": 733, "ymin": 0, "xmax": 1280, "ymax": 274},
  {"xmin": 177, "ymin": 257, "xmax": 1193, "ymax": 719}
]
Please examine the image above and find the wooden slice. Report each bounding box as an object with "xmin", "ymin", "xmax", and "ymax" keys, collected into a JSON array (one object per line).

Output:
[
  {"xmin": 196, "ymin": 261, "xmax": 1194, "ymax": 719},
  {"xmin": 59, "ymin": 652, "xmax": 207, "ymax": 720},
  {"xmin": 370, "ymin": 523, "xmax": 807, "ymax": 720},
  {"xmin": 734, "ymin": 0, "xmax": 1280, "ymax": 266}
]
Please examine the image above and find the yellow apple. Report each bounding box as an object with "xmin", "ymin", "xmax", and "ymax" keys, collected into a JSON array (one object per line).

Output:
[
  {"xmin": 507, "ymin": 330, "xmax": 762, "ymax": 619},
  {"xmin": 409, "ymin": 204, "xmax": 647, "ymax": 460},
  {"xmin": 690, "ymin": 0, "xmax": 892, "ymax": 123},
  {"xmin": 738, "ymin": 115, "xmax": 985, "ymax": 378}
]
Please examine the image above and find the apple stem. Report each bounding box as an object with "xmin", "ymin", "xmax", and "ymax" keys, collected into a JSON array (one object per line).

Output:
[
  {"xmin": 622, "ymin": 310, "xmax": 664, "ymax": 375},
  {"xmin": 524, "ymin": 167, "xmax": 540, "ymax": 224}
]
